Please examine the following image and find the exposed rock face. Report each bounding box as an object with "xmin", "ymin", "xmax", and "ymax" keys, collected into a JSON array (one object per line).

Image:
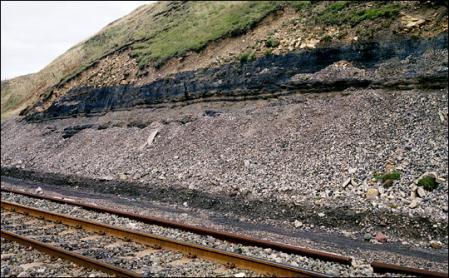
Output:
[{"xmin": 25, "ymin": 34, "xmax": 448, "ymax": 122}]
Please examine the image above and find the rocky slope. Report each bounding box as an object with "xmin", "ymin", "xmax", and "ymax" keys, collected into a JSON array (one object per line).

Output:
[{"xmin": 1, "ymin": 0, "xmax": 448, "ymax": 253}]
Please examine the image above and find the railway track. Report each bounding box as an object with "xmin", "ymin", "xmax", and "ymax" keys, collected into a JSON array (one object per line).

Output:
[
  {"xmin": 2, "ymin": 187, "xmax": 448, "ymax": 277},
  {"xmin": 1, "ymin": 200, "xmax": 329, "ymax": 277},
  {"xmin": 1, "ymin": 230, "xmax": 139, "ymax": 277}
]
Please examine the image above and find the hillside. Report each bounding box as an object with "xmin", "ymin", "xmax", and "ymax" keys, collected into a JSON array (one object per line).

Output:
[
  {"xmin": 1, "ymin": 1, "xmax": 448, "ymax": 274},
  {"xmin": 1, "ymin": 1, "xmax": 447, "ymax": 120}
]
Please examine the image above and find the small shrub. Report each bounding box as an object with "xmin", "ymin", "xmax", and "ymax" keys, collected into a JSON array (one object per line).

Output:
[
  {"xmin": 349, "ymin": 5, "xmax": 399, "ymax": 26},
  {"xmin": 417, "ymin": 176, "xmax": 439, "ymax": 191},
  {"xmin": 321, "ymin": 35, "xmax": 333, "ymax": 43},
  {"xmin": 264, "ymin": 49, "xmax": 273, "ymax": 56},
  {"xmin": 356, "ymin": 28, "xmax": 375, "ymax": 40},
  {"xmin": 373, "ymin": 170, "xmax": 401, "ymax": 184},
  {"xmin": 265, "ymin": 37, "xmax": 280, "ymax": 48},
  {"xmin": 319, "ymin": 2, "xmax": 399, "ymax": 27},
  {"xmin": 327, "ymin": 1, "xmax": 349, "ymax": 13},
  {"xmin": 239, "ymin": 50, "xmax": 256, "ymax": 63},
  {"xmin": 318, "ymin": 1, "xmax": 350, "ymax": 25},
  {"xmin": 388, "ymin": 203, "xmax": 398, "ymax": 209},
  {"xmin": 289, "ymin": 1, "xmax": 311, "ymax": 12},
  {"xmin": 382, "ymin": 170, "xmax": 401, "ymax": 181}
]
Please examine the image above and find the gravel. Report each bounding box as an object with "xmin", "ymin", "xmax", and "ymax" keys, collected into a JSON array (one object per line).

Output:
[
  {"xmin": 1, "ymin": 208, "xmax": 258, "ymax": 277},
  {"xmin": 0, "ymin": 237, "xmax": 109, "ymax": 277},
  {"xmin": 1, "ymin": 192, "xmax": 423, "ymax": 277},
  {"xmin": 1, "ymin": 88, "xmax": 447, "ymax": 232}
]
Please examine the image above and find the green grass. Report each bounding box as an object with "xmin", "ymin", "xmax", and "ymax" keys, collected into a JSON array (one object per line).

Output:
[
  {"xmin": 239, "ymin": 49, "xmax": 256, "ymax": 63},
  {"xmin": 289, "ymin": 1, "xmax": 312, "ymax": 12},
  {"xmin": 318, "ymin": 2, "xmax": 400, "ymax": 27},
  {"xmin": 417, "ymin": 176, "xmax": 439, "ymax": 191},
  {"xmin": 374, "ymin": 170, "xmax": 401, "ymax": 181},
  {"xmin": 1, "ymin": 75, "xmax": 35, "ymax": 121},
  {"xmin": 78, "ymin": 2, "xmax": 287, "ymax": 73},
  {"xmin": 348, "ymin": 4, "xmax": 399, "ymax": 26},
  {"xmin": 265, "ymin": 37, "xmax": 280, "ymax": 48},
  {"xmin": 327, "ymin": 1, "xmax": 349, "ymax": 13},
  {"xmin": 321, "ymin": 34, "xmax": 333, "ymax": 43},
  {"xmin": 128, "ymin": 2, "xmax": 284, "ymax": 69},
  {"xmin": 264, "ymin": 49, "xmax": 273, "ymax": 56}
]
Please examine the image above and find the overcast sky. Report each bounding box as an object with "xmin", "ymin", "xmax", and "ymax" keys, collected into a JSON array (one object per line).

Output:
[{"xmin": 1, "ymin": 1, "xmax": 153, "ymax": 80}]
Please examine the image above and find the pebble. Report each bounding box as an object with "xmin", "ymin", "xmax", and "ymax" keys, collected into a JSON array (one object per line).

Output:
[
  {"xmin": 366, "ymin": 188, "xmax": 379, "ymax": 200},
  {"xmin": 416, "ymin": 187, "xmax": 426, "ymax": 198},
  {"xmin": 375, "ymin": 232, "xmax": 387, "ymax": 243},
  {"xmin": 34, "ymin": 187, "xmax": 43, "ymax": 195},
  {"xmin": 363, "ymin": 233, "xmax": 372, "ymax": 241},
  {"xmin": 430, "ymin": 240, "xmax": 443, "ymax": 249},
  {"xmin": 348, "ymin": 167, "xmax": 357, "ymax": 174},
  {"xmin": 0, "ymin": 238, "xmax": 108, "ymax": 277},
  {"xmin": 409, "ymin": 198, "xmax": 421, "ymax": 209},
  {"xmin": 294, "ymin": 220, "xmax": 303, "ymax": 228}
]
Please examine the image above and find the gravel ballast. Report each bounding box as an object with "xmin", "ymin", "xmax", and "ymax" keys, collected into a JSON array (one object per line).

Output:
[
  {"xmin": 0, "ymin": 237, "xmax": 110, "ymax": 277},
  {"xmin": 3, "ymin": 191, "xmax": 442, "ymax": 276},
  {"xmin": 1, "ymin": 207, "xmax": 258, "ymax": 277}
]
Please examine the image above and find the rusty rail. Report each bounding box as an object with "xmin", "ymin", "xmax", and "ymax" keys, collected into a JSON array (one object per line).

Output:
[
  {"xmin": 1, "ymin": 230, "xmax": 140, "ymax": 277},
  {"xmin": 1, "ymin": 200, "xmax": 330, "ymax": 277},
  {"xmin": 371, "ymin": 261, "xmax": 448, "ymax": 278},
  {"xmin": 0, "ymin": 187, "xmax": 351, "ymax": 264}
]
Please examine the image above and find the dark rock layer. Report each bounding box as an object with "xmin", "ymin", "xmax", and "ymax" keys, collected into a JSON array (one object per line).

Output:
[{"xmin": 26, "ymin": 34, "xmax": 448, "ymax": 122}]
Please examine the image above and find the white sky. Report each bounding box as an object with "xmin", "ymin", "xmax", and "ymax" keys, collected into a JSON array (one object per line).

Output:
[{"xmin": 1, "ymin": 1, "xmax": 153, "ymax": 80}]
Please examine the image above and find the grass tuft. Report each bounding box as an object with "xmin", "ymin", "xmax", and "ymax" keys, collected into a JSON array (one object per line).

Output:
[
  {"xmin": 374, "ymin": 170, "xmax": 401, "ymax": 182},
  {"xmin": 318, "ymin": 2, "xmax": 399, "ymax": 27},
  {"xmin": 265, "ymin": 37, "xmax": 280, "ymax": 48},
  {"xmin": 417, "ymin": 176, "xmax": 439, "ymax": 191},
  {"xmin": 239, "ymin": 50, "xmax": 256, "ymax": 63}
]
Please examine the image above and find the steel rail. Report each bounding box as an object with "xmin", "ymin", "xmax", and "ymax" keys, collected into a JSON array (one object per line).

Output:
[
  {"xmin": 371, "ymin": 261, "xmax": 448, "ymax": 278},
  {"xmin": 1, "ymin": 200, "xmax": 330, "ymax": 277},
  {"xmin": 0, "ymin": 230, "xmax": 141, "ymax": 277},
  {"xmin": 0, "ymin": 187, "xmax": 351, "ymax": 264}
]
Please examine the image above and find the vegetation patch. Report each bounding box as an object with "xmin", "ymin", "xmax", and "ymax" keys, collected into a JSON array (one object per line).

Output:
[
  {"xmin": 417, "ymin": 175, "xmax": 439, "ymax": 191},
  {"xmin": 318, "ymin": 2, "xmax": 399, "ymax": 27},
  {"xmin": 289, "ymin": 1, "xmax": 312, "ymax": 12},
  {"xmin": 321, "ymin": 35, "xmax": 333, "ymax": 43},
  {"xmin": 239, "ymin": 50, "xmax": 256, "ymax": 63},
  {"xmin": 130, "ymin": 1, "xmax": 284, "ymax": 69},
  {"xmin": 326, "ymin": 1, "xmax": 349, "ymax": 13},
  {"xmin": 374, "ymin": 170, "xmax": 401, "ymax": 185},
  {"xmin": 348, "ymin": 4, "xmax": 399, "ymax": 26},
  {"xmin": 265, "ymin": 37, "xmax": 280, "ymax": 48},
  {"xmin": 264, "ymin": 49, "xmax": 273, "ymax": 56}
]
